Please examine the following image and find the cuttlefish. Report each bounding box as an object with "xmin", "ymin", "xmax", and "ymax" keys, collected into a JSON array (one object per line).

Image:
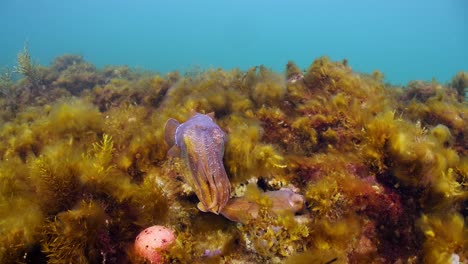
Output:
[
  {"xmin": 219, "ymin": 188, "xmax": 305, "ymax": 224},
  {"xmin": 164, "ymin": 112, "xmax": 231, "ymax": 214}
]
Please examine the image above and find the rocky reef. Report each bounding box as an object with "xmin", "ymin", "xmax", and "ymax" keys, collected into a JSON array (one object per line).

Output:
[{"xmin": 0, "ymin": 47, "xmax": 466, "ymax": 263}]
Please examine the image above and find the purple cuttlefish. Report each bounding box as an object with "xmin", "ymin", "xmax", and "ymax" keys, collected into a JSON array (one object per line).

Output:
[{"xmin": 164, "ymin": 112, "xmax": 231, "ymax": 214}]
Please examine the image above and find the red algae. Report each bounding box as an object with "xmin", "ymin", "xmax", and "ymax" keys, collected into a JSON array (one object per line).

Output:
[{"xmin": 0, "ymin": 49, "xmax": 466, "ymax": 263}]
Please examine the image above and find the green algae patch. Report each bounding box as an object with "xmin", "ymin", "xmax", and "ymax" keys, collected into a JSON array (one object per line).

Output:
[{"xmin": 0, "ymin": 50, "xmax": 466, "ymax": 263}]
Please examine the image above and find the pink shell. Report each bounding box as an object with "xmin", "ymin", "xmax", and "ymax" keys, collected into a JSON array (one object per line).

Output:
[{"xmin": 134, "ymin": 225, "xmax": 176, "ymax": 263}]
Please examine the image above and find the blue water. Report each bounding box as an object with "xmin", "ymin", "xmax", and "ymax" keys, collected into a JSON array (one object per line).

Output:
[{"xmin": 1, "ymin": 0, "xmax": 467, "ymax": 85}]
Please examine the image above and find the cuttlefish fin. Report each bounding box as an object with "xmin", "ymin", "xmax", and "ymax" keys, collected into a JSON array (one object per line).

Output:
[
  {"xmin": 164, "ymin": 118, "xmax": 180, "ymax": 147},
  {"xmin": 167, "ymin": 145, "xmax": 181, "ymax": 157}
]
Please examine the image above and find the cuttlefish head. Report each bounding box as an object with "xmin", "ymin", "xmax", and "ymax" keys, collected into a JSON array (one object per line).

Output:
[{"xmin": 163, "ymin": 112, "xmax": 216, "ymax": 155}]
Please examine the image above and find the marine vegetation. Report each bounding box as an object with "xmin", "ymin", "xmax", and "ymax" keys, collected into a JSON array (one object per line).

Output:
[{"xmin": 0, "ymin": 47, "xmax": 466, "ymax": 263}]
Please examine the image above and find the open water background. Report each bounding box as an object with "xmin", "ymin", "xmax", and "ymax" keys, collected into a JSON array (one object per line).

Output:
[{"xmin": 1, "ymin": 0, "xmax": 467, "ymax": 85}]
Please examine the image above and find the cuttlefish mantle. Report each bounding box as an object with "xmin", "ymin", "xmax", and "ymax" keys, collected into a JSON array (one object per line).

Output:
[{"xmin": 164, "ymin": 112, "xmax": 231, "ymax": 214}]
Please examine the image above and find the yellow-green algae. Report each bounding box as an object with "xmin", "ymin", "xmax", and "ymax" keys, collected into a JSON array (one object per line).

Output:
[{"xmin": 0, "ymin": 48, "xmax": 466, "ymax": 263}]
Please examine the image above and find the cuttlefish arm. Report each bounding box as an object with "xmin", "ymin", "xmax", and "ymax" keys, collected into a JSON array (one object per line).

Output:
[{"xmin": 164, "ymin": 113, "xmax": 231, "ymax": 214}]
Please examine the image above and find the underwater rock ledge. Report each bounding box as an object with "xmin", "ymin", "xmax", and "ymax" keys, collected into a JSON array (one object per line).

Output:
[{"xmin": 0, "ymin": 52, "xmax": 466, "ymax": 263}]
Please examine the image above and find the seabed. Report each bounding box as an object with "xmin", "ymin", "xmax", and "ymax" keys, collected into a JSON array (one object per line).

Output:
[{"xmin": 0, "ymin": 49, "xmax": 466, "ymax": 263}]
